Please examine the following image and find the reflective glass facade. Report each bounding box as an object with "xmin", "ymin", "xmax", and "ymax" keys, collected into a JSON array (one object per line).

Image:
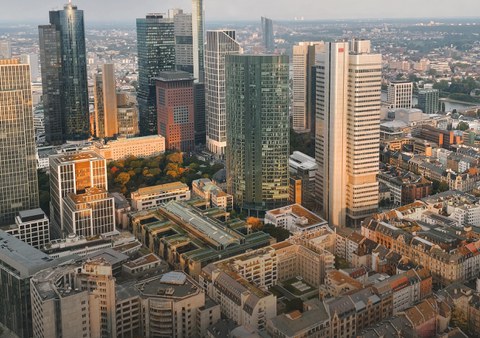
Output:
[
  {"xmin": 39, "ymin": 3, "xmax": 89, "ymax": 143},
  {"xmin": 225, "ymin": 55, "xmax": 290, "ymax": 216},
  {"xmin": 136, "ymin": 14, "xmax": 175, "ymax": 135}
]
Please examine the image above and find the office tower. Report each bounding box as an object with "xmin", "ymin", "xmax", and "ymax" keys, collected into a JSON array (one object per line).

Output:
[
  {"xmin": 0, "ymin": 230, "xmax": 60, "ymax": 338},
  {"xmin": 5, "ymin": 209, "xmax": 50, "ymax": 249},
  {"xmin": 38, "ymin": 2, "xmax": 89, "ymax": 143},
  {"xmin": 192, "ymin": 0, "xmax": 205, "ymax": 82},
  {"xmin": 31, "ymin": 259, "xmax": 117, "ymax": 338},
  {"xmin": 137, "ymin": 14, "xmax": 175, "ymax": 135},
  {"xmin": 315, "ymin": 40, "xmax": 381, "ymax": 227},
  {"xmin": 173, "ymin": 10, "xmax": 194, "ymax": 74},
  {"xmin": 418, "ymin": 88, "xmax": 440, "ymax": 114},
  {"xmin": 94, "ymin": 64, "xmax": 118, "ymax": 138},
  {"xmin": 261, "ymin": 17, "xmax": 275, "ymax": 52},
  {"xmin": 19, "ymin": 54, "xmax": 40, "ymax": 82},
  {"xmin": 49, "ymin": 151, "xmax": 108, "ymax": 236},
  {"xmin": 156, "ymin": 71, "xmax": 195, "ymax": 152},
  {"xmin": 116, "ymin": 92, "xmax": 139, "ymax": 137},
  {"xmin": 205, "ymin": 30, "xmax": 241, "ymax": 157},
  {"xmin": 0, "ymin": 41, "xmax": 12, "ymax": 59},
  {"xmin": 225, "ymin": 55, "xmax": 290, "ymax": 216},
  {"xmin": 387, "ymin": 80, "xmax": 413, "ymax": 109},
  {"xmin": 194, "ymin": 82, "xmax": 206, "ymax": 145},
  {"xmin": 292, "ymin": 42, "xmax": 323, "ymax": 133},
  {"xmin": 0, "ymin": 59, "xmax": 39, "ymax": 226}
]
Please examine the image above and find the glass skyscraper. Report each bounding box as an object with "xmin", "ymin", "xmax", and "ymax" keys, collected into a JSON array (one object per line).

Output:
[
  {"xmin": 225, "ymin": 55, "xmax": 290, "ymax": 217},
  {"xmin": 0, "ymin": 59, "xmax": 39, "ymax": 226},
  {"xmin": 261, "ymin": 17, "xmax": 275, "ymax": 52},
  {"xmin": 192, "ymin": 0, "xmax": 205, "ymax": 82},
  {"xmin": 38, "ymin": 2, "xmax": 89, "ymax": 143},
  {"xmin": 136, "ymin": 14, "xmax": 175, "ymax": 136}
]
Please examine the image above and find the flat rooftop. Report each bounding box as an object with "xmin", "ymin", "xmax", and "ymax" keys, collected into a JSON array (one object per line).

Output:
[
  {"xmin": 0, "ymin": 230, "xmax": 55, "ymax": 278},
  {"xmin": 51, "ymin": 150, "xmax": 104, "ymax": 164},
  {"xmin": 267, "ymin": 204, "xmax": 327, "ymax": 228},
  {"xmin": 133, "ymin": 182, "xmax": 189, "ymax": 196},
  {"xmin": 155, "ymin": 71, "xmax": 194, "ymax": 82},
  {"xmin": 136, "ymin": 271, "xmax": 199, "ymax": 299},
  {"xmin": 162, "ymin": 201, "xmax": 240, "ymax": 248}
]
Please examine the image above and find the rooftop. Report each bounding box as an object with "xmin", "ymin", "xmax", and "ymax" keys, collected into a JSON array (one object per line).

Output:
[
  {"xmin": 267, "ymin": 204, "xmax": 327, "ymax": 228},
  {"xmin": 51, "ymin": 151, "xmax": 103, "ymax": 164},
  {"xmin": 136, "ymin": 271, "xmax": 200, "ymax": 299},
  {"xmin": 132, "ymin": 182, "xmax": 189, "ymax": 197},
  {"xmin": 155, "ymin": 71, "xmax": 194, "ymax": 82}
]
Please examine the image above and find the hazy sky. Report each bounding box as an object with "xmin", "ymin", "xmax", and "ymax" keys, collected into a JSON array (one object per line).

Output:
[{"xmin": 2, "ymin": 0, "xmax": 480, "ymax": 23}]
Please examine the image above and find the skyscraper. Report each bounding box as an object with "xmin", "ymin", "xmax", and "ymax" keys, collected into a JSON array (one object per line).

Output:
[
  {"xmin": 205, "ymin": 30, "xmax": 242, "ymax": 157},
  {"xmin": 137, "ymin": 14, "xmax": 175, "ymax": 135},
  {"xmin": 387, "ymin": 80, "xmax": 413, "ymax": 109},
  {"xmin": 418, "ymin": 88, "xmax": 440, "ymax": 114},
  {"xmin": 292, "ymin": 42, "xmax": 323, "ymax": 133},
  {"xmin": 315, "ymin": 40, "xmax": 381, "ymax": 227},
  {"xmin": 0, "ymin": 41, "xmax": 12, "ymax": 59},
  {"xmin": 156, "ymin": 71, "xmax": 195, "ymax": 153},
  {"xmin": 94, "ymin": 63, "xmax": 118, "ymax": 138},
  {"xmin": 225, "ymin": 55, "xmax": 290, "ymax": 216},
  {"xmin": 116, "ymin": 92, "xmax": 139, "ymax": 137},
  {"xmin": 173, "ymin": 10, "xmax": 194, "ymax": 74},
  {"xmin": 261, "ymin": 17, "xmax": 275, "ymax": 52},
  {"xmin": 49, "ymin": 151, "xmax": 108, "ymax": 237},
  {"xmin": 192, "ymin": 0, "xmax": 205, "ymax": 82},
  {"xmin": 0, "ymin": 59, "xmax": 39, "ymax": 226},
  {"xmin": 39, "ymin": 2, "xmax": 90, "ymax": 143}
]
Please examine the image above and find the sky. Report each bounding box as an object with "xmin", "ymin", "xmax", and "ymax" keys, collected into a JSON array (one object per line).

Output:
[{"xmin": 1, "ymin": 0, "xmax": 480, "ymax": 23}]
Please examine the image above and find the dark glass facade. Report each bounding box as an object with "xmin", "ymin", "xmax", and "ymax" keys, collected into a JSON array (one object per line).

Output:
[
  {"xmin": 39, "ymin": 3, "xmax": 89, "ymax": 143},
  {"xmin": 137, "ymin": 14, "xmax": 175, "ymax": 135},
  {"xmin": 261, "ymin": 17, "xmax": 275, "ymax": 52},
  {"xmin": 225, "ymin": 55, "xmax": 290, "ymax": 217}
]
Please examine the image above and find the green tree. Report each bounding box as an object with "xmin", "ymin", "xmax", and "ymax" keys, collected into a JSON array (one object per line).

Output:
[
  {"xmin": 115, "ymin": 172, "xmax": 131, "ymax": 186},
  {"xmin": 456, "ymin": 121, "xmax": 470, "ymax": 131}
]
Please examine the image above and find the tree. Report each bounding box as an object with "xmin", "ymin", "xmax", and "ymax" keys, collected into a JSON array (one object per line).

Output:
[
  {"xmin": 115, "ymin": 172, "xmax": 131, "ymax": 186},
  {"xmin": 167, "ymin": 152, "xmax": 183, "ymax": 164},
  {"xmin": 441, "ymin": 102, "xmax": 446, "ymax": 113},
  {"xmin": 456, "ymin": 121, "xmax": 470, "ymax": 131},
  {"xmin": 246, "ymin": 217, "xmax": 263, "ymax": 231}
]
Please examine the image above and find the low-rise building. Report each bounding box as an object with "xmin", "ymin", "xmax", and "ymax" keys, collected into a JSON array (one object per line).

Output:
[
  {"xmin": 131, "ymin": 182, "xmax": 191, "ymax": 211},
  {"xmin": 265, "ymin": 204, "xmax": 328, "ymax": 234},
  {"xmin": 92, "ymin": 135, "xmax": 165, "ymax": 161},
  {"xmin": 3, "ymin": 209, "xmax": 50, "ymax": 249},
  {"xmin": 192, "ymin": 178, "xmax": 233, "ymax": 211}
]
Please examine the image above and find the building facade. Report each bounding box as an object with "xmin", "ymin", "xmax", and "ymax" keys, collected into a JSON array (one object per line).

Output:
[
  {"xmin": 137, "ymin": 14, "xmax": 175, "ymax": 135},
  {"xmin": 387, "ymin": 81, "xmax": 413, "ymax": 110},
  {"xmin": 173, "ymin": 10, "xmax": 194, "ymax": 74},
  {"xmin": 131, "ymin": 182, "xmax": 191, "ymax": 211},
  {"xmin": 116, "ymin": 92, "xmax": 139, "ymax": 137},
  {"xmin": 225, "ymin": 54, "xmax": 290, "ymax": 216},
  {"xmin": 156, "ymin": 71, "xmax": 195, "ymax": 152},
  {"xmin": 38, "ymin": 2, "xmax": 90, "ymax": 143},
  {"xmin": 205, "ymin": 30, "xmax": 241, "ymax": 157},
  {"xmin": 93, "ymin": 135, "xmax": 165, "ymax": 161},
  {"xmin": 4, "ymin": 209, "xmax": 50, "ymax": 249},
  {"xmin": 315, "ymin": 40, "xmax": 381, "ymax": 227},
  {"xmin": 94, "ymin": 63, "xmax": 118, "ymax": 138},
  {"xmin": 261, "ymin": 17, "xmax": 274, "ymax": 52},
  {"xmin": 292, "ymin": 42, "xmax": 323, "ymax": 133},
  {"xmin": 0, "ymin": 59, "xmax": 39, "ymax": 225},
  {"xmin": 418, "ymin": 88, "xmax": 440, "ymax": 114},
  {"xmin": 192, "ymin": 0, "xmax": 205, "ymax": 82}
]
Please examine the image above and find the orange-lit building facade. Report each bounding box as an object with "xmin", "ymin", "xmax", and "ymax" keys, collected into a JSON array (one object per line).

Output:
[{"xmin": 156, "ymin": 71, "xmax": 195, "ymax": 153}]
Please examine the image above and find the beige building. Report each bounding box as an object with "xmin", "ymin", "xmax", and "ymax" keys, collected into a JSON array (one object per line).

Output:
[
  {"xmin": 94, "ymin": 63, "xmax": 118, "ymax": 138},
  {"xmin": 31, "ymin": 259, "xmax": 117, "ymax": 338},
  {"xmin": 387, "ymin": 81, "xmax": 413, "ymax": 109},
  {"xmin": 93, "ymin": 135, "xmax": 165, "ymax": 161},
  {"xmin": 4, "ymin": 209, "xmax": 49, "ymax": 249},
  {"xmin": 292, "ymin": 42, "xmax": 323, "ymax": 133},
  {"xmin": 116, "ymin": 92, "xmax": 139, "ymax": 137},
  {"xmin": 265, "ymin": 204, "xmax": 327, "ymax": 234},
  {"xmin": 131, "ymin": 182, "xmax": 191, "ymax": 211},
  {"xmin": 315, "ymin": 39, "xmax": 381, "ymax": 227},
  {"xmin": 192, "ymin": 178, "xmax": 233, "ymax": 210}
]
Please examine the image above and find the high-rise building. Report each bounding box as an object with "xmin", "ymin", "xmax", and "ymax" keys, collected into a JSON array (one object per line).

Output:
[
  {"xmin": 0, "ymin": 41, "xmax": 12, "ymax": 59},
  {"xmin": 261, "ymin": 17, "xmax": 275, "ymax": 52},
  {"xmin": 194, "ymin": 82, "xmax": 206, "ymax": 145},
  {"xmin": 0, "ymin": 230, "xmax": 60, "ymax": 338},
  {"xmin": 0, "ymin": 59, "xmax": 39, "ymax": 226},
  {"xmin": 292, "ymin": 42, "xmax": 323, "ymax": 133},
  {"xmin": 173, "ymin": 10, "xmax": 194, "ymax": 74},
  {"xmin": 19, "ymin": 54, "xmax": 40, "ymax": 82},
  {"xmin": 116, "ymin": 92, "xmax": 139, "ymax": 137},
  {"xmin": 418, "ymin": 88, "xmax": 440, "ymax": 114},
  {"xmin": 192, "ymin": 0, "xmax": 205, "ymax": 82},
  {"xmin": 49, "ymin": 151, "xmax": 108, "ymax": 236},
  {"xmin": 156, "ymin": 71, "xmax": 195, "ymax": 152},
  {"xmin": 38, "ymin": 2, "xmax": 90, "ymax": 143},
  {"xmin": 315, "ymin": 40, "xmax": 381, "ymax": 227},
  {"xmin": 387, "ymin": 80, "xmax": 413, "ymax": 109},
  {"xmin": 94, "ymin": 64, "xmax": 118, "ymax": 138},
  {"xmin": 205, "ymin": 30, "xmax": 242, "ymax": 157},
  {"xmin": 137, "ymin": 14, "xmax": 175, "ymax": 135},
  {"xmin": 225, "ymin": 55, "xmax": 290, "ymax": 216}
]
